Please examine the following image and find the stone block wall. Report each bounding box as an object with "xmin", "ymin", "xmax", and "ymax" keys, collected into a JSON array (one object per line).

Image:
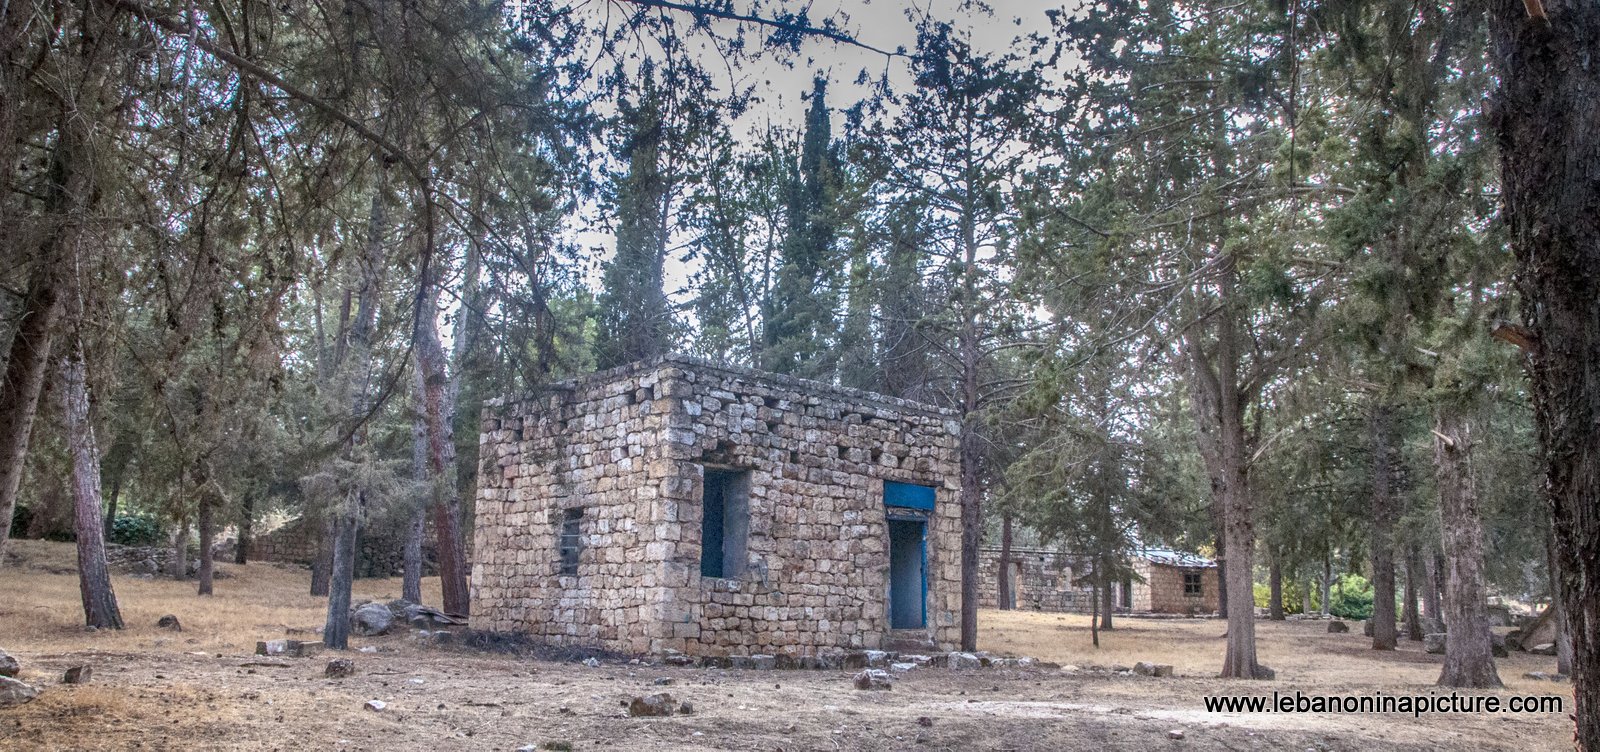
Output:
[
  {"xmin": 977, "ymin": 547, "xmax": 1098, "ymax": 612},
  {"xmin": 471, "ymin": 354, "xmax": 963, "ymax": 657}
]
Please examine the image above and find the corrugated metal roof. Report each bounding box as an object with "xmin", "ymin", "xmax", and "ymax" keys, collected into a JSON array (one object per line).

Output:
[{"xmin": 1135, "ymin": 548, "xmax": 1217, "ymax": 568}]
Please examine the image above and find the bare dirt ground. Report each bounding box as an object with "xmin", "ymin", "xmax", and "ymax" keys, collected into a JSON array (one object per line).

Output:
[{"xmin": 0, "ymin": 540, "xmax": 1576, "ymax": 751}]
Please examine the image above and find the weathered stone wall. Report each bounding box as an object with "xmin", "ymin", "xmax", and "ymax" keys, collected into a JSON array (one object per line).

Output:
[
  {"xmin": 1129, "ymin": 560, "xmax": 1219, "ymax": 614},
  {"xmin": 977, "ymin": 547, "xmax": 1099, "ymax": 613},
  {"xmin": 471, "ymin": 354, "xmax": 963, "ymax": 657}
]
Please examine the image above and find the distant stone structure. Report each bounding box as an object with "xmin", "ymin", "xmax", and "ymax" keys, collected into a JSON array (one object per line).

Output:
[
  {"xmin": 1127, "ymin": 549, "xmax": 1219, "ymax": 615},
  {"xmin": 980, "ymin": 546, "xmax": 1218, "ymax": 615},
  {"xmin": 470, "ymin": 354, "xmax": 963, "ymax": 657}
]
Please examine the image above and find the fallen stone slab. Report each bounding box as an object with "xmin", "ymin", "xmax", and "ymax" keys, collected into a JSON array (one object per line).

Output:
[
  {"xmin": 948, "ymin": 652, "xmax": 981, "ymax": 670},
  {"xmin": 0, "ymin": 676, "xmax": 38, "ymax": 707},
  {"xmin": 364, "ymin": 699, "xmax": 386, "ymax": 712},
  {"xmin": 1529, "ymin": 643, "xmax": 1557, "ymax": 656},
  {"xmin": 1133, "ymin": 661, "xmax": 1158, "ymax": 676},
  {"xmin": 157, "ymin": 614, "xmax": 183, "ymax": 632},
  {"xmin": 62, "ymin": 666, "xmax": 92, "ymax": 684}
]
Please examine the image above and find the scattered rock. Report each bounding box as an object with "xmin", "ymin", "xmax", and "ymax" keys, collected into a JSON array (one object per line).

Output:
[
  {"xmin": 1529, "ymin": 643, "xmax": 1557, "ymax": 656},
  {"xmin": 1153, "ymin": 665, "xmax": 1175, "ymax": 678},
  {"xmin": 1168, "ymin": 729, "xmax": 1186, "ymax": 740},
  {"xmin": 541, "ymin": 742, "xmax": 574, "ymax": 752},
  {"xmin": 351, "ymin": 603, "xmax": 394, "ymax": 637},
  {"xmin": 749, "ymin": 654, "xmax": 777, "ymax": 670},
  {"xmin": 652, "ymin": 677, "xmax": 673, "ymax": 686},
  {"xmin": 1492, "ymin": 634, "xmax": 1509, "ymax": 659},
  {"xmin": 917, "ymin": 717, "xmax": 934, "ymax": 727},
  {"xmin": 627, "ymin": 692, "xmax": 678, "ymax": 717},
  {"xmin": 1327, "ymin": 621, "xmax": 1349, "ymax": 633},
  {"xmin": 1133, "ymin": 661, "xmax": 1158, "ymax": 676},
  {"xmin": 62, "ymin": 666, "xmax": 92, "ymax": 684},
  {"xmin": 0, "ymin": 676, "xmax": 39, "ymax": 707},
  {"xmin": 661, "ymin": 651, "xmax": 694, "ymax": 667},
  {"xmin": 678, "ymin": 700, "xmax": 695, "ymax": 715},
  {"xmin": 0, "ymin": 649, "xmax": 18, "ymax": 678},
  {"xmin": 1504, "ymin": 630, "xmax": 1524, "ymax": 652},
  {"xmin": 1363, "ymin": 620, "xmax": 1374, "ymax": 637},
  {"xmin": 364, "ymin": 699, "xmax": 387, "ymax": 712},
  {"xmin": 890, "ymin": 662, "xmax": 918, "ymax": 673},
  {"xmin": 948, "ymin": 652, "xmax": 981, "ymax": 670},
  {"xmin": 1521, "ymin": 672, "xmax": 1569, "ymax": 683},
  {"xmin": 1256, "ymin": 665, "xmax": 1276, "ymax": 680},
  {"xmin": 325, "ymin": 659, "xmax": 356, "ymax": 679},
  {"xmin": 853, "ymin": 669, "xmax": 893, "ymax": 691},
  {"xmin": 1424, "ymin": 633, "xmax": 1448, "ymax": 655},
  {"xmin": 156, "ymin": 614, "xmax": 183, "ymax": 632},
  {"xmin": 256, "ymin": 639, "xmax": 315, "ymax": 658},
  {"xmin": 582, "ymin": 657, "xmax": 601, "ymax": 668}
]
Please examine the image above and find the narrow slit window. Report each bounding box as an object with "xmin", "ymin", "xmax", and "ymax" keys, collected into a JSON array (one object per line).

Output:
[
  {"xmin": 559, "ymin": 508, "xmax": 584, "ymax": 575},
  {"xmin": 700, "ymin": 468, "xmax": 750, "ymax": 579},
  {"xmin": 1183, "ymin": 571, "xmax": 1203, "ymax": 597}
]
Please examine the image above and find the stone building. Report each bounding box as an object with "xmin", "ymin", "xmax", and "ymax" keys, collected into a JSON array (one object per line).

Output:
[
  {"xmin": 979, "ymin": 546, "xmax": 1218, "ymax": 615},
  {"xmin": 1127, "ymin": 549, "xmax": 1218, "ymax": 615},
  {"xmin": 470, "ymin": 354, "xmax": 963, "ymax": 658}
]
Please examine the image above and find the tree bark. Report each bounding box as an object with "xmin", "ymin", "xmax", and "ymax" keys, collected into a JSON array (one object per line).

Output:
[
  {"xmin": 1403, "ymin": 545, "xmax": 1424, "ymax": 640},
  {"xmin": 1099, "ymin": 569, "xmax": 1114, "ymax": 631},
  {"xmin": 997, "ymin": 513, "xmax": 1014, "ymax": 610},
  {"xmin": 196, "ymin": 487, "xmax": 215, "ymax": 596},
  {"xmin": 414, "ymin": 281, "xmax": 469, "ymax": 616},
  {"xmin": 1547, "ymin": 524, "xmax": 1575, "ymax": 676},
  {"xmin": 1369, "ymin": 402, "xmax": 1399, "ymax": 651},
  {"xmin": 1423, "ymin": 552, "xmax": 1444, "ymax": 628},
  {"xmin": 322, "ymin": 490, "xmax": 360, "ymax": 650},
  {"xmin": 1433, "ymin": 410, "xmax": 1501, "ymax": 688},
  {"xmin": 234, "ymin": 491, "xmax": 253, "ymax": 565},
  {"xmin": 1268, "ymin": 552, "xmax": 1284, "ymax": 620},
  {"xmin": 1486, "ymin": 2, "xmax": 1600, "ymax": 742},
  {"xmin": 170, "ymin": 516, "xmax": 188, "ymax": 580},
  {"xmin": 1321, "ymin": 554, "xmax": 1332, "ymax": 617},
  {"xmin": 60, "ymin": 343, "xmax": 122, "ymax": 629},
  {"xmin": 403, "ymin": 412, "xmax": 428, "ymax": 605},
  {"xmin": 1302, "ymin": 581, "xmax": 1313, "ymax": 615},
  {"xmin": 310, "ymin": 516, "xmax": 333, "ymax": 597}
]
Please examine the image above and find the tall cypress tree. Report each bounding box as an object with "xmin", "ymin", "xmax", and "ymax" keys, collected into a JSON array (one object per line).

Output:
[
  {"xmin": 595, "ymin": 70, "xmax": 674, "ymax": 369},
  {"xmin": 763, "ymin": 77, "xmax": 840, "ymax": 379}
]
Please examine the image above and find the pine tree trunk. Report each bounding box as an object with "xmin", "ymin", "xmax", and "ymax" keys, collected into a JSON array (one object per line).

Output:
[
  {"xmin": 1099, "ymin": 571, "xmax": 1114, "ymax": 631},
  {"xmin": 103, "ymin": 471, "xmax": 123, "ymax": 543},
  {"xmin": 1433, "ymin": 409, "xmax": 1501, "ymax": 688},
  {"xmin": 958, "ymin": 420, "xmax": 982, "ymax": 651},
  {"xmin": 415, "ymin": 282, "xmax": 470, "ymax": 616},
  {"xmin": 1268, "ymin": 553, "xmax": 1284, "ymax": 620},
  {"xmin": 1090, "ymin": 581, "xmax": 1100, "ymax": 648},
  {"xmin": 1321, "ymin": 554, "xmax": 1332, "ymax": 617},
  {"xmin": 1423, "ymin": 553, "xmax": 1444, "ymax": 628},
  {"xmin": 170, "ymin": 517, "xmax": 188, "ymax": 580},
  {"xmin": 310, "ymin": 516, "xmax": 333, "ymax": 597},
  {"xmin": 234, "ymin": 491, "xmax": 253, "ymax": 565},
  {"xmin": 1302, "ymin": 582, "xmax": 1313, "ymax": 615},
  {"xmin": 1369, "ymin": 402, "xmax": 1399, "ymax": 650},
  {"xmin": 1403, "ymin": 545, "xmax": 1424, "ymax": 640},
  {"xmin": 404, "ymin": 414, "xmax": 427, "ymax": 605},
  {"xmin": 997, "ymin": 513, "xmax": 1014, "ymax": 610},
  {"xmin": 1486, "ymin": 2, "xmax": 1600, "ymax": 742},
  {"xmin": 1546, "ymin": 525, "xmax": 1575, "ymax": 676},
  {"xmin": 1213, "ymin": 528, "xmax": 1228, "ymax": 619},
  {"xmin": 323, "ymin": 491, "xmax": 360, "ymax": 650},
  {"xmin": 60, "ymin": 344, "xmax": 122, "ymax": 630},
  {"xmin": 196, "ymin": 491, "xmax": 214, "ymax": 596}
]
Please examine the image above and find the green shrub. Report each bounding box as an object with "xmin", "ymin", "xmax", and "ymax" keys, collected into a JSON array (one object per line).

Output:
[
  {"xmin": 109, "ymin": 514, "xmax": 164, "ymax": 547},
  {"xmin": 1328, "ymin": 573, "xmax": 1374, "ymax": 621}
]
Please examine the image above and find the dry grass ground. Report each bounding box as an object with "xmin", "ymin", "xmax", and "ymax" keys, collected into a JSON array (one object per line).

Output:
[{"xmin": 0, "ymin": 540, "xmax": 1577, "ymax": 751}]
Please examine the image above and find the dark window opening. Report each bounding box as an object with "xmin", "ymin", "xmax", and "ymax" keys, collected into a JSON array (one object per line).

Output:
[
  {"xmin": 1183, "ymin": 571, "xmax": 1203, "ymax": 597},
  {"xmin": 700, "ymin": 468, "xmax": 750, "ymax": 579},
  {"xmin": 559, "ymin": 508, "xmax": 584, "ymax": 575}
]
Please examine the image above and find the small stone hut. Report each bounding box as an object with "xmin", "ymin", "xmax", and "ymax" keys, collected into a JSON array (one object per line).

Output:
[
  {"xmin": 470, "ymin": 354, "xmax": 963, "ymax": 658},
  {"xmin": 1127, "ymin": 549, "xmax": 1219, "ymax": 615}
]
